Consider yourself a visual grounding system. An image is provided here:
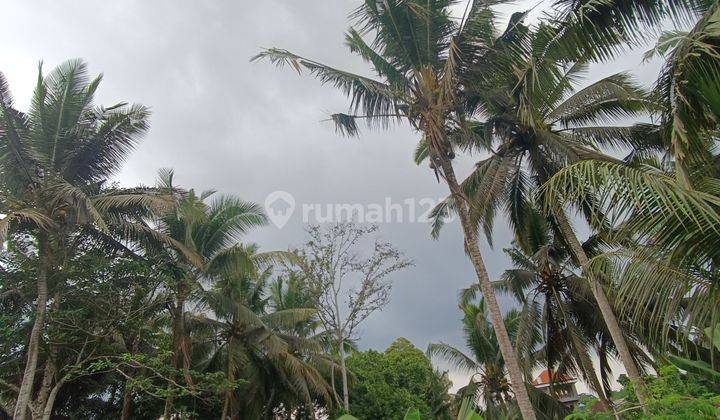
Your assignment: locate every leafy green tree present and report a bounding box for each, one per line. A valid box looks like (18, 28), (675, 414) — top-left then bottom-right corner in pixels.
(0, 234), (181, 420)
(568, 365), (720, 419)
(346, 338), (452, 420)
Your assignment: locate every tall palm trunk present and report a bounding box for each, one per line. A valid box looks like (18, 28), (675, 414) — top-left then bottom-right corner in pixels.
(221, 337), (235, 420)
(14, 235), (50, 420)
(36, 291), (61, 419)
(554, 211), (648, 408)
(436, 157), (537, 420)
(176, 295), (194, 386)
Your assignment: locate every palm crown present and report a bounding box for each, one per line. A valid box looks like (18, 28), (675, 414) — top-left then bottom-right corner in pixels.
(424, 22), (658, 245)
(427, 298), (520, 410)
(0, 59), (168, 246)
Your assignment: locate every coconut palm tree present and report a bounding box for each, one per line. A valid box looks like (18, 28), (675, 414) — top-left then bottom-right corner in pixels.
(490, 239), (652, 410)
(253, 2), (538, 416)
(269, 272), (322, 338)
(427, 297), (567, 419)
(541, 0), (720, 367)
(269, 271), (350, 413)
(150, 172), (282, 416)
(420, 17), (659, 404)
(428, 299), (521, 415)
(0, 60), (187, 419)
(542, 159), (720, 357)
(195, 265), (333, 419)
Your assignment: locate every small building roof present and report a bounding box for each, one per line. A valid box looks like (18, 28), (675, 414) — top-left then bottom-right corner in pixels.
(532, 369), (577, 386)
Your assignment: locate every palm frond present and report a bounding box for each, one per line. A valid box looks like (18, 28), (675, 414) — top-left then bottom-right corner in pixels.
(548, 0), (707, 62)
(119, 220), (204, 269)
(0, 71), (36, 192)
(414, 136), (430, 165)
(35, 59), (99, 171)
(541, 160), (720, 262)
(92, 187), (175, 216)
(588, 249), (714, 351)
(427, 342), (479, 373)
(199, 196), (267, 256)
(560, 123), (664, 153)
(464, 153), (515, 245)
(548, 73), (652, 126)
(652, 2), (720, 171)
(251, 48), (404, 135)
(264, 308), (318, 330)
(61, 103), (150, 183)
(344, 27), (408, 89)
(0, 209), (58, 245)
(46, 179), (108, 231)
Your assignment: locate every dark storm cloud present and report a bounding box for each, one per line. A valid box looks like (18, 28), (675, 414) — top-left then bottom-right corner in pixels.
(0, 0), (661, 390)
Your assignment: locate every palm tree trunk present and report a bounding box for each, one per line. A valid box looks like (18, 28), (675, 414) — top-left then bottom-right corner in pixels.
(553, 210), (648, 408)
(175, 292), (194, 388)
(221, 341), (234, 420)
(14, 235), (50, 420)
(338, 336), (350, 412)
(164, 294), (188, 418)
(36, 292), (60, 418)
(437, 157), (537, 420)
(164, 301), (181, 419)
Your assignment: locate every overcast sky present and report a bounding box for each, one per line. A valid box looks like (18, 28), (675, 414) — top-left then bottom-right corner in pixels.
(0, 0), (664, 392)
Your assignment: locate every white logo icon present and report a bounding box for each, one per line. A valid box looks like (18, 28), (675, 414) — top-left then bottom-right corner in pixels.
(265, 191), (295, 229)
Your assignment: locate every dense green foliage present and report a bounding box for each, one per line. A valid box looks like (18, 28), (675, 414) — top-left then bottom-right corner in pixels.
(345, 338), (452, 420)
(567, 365), (720, 419)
